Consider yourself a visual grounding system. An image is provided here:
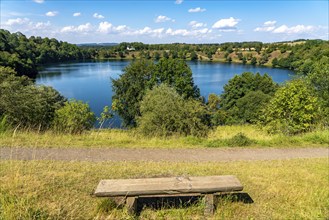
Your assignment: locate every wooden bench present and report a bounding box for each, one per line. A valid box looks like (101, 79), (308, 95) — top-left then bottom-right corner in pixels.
(94, 175), (243, 215)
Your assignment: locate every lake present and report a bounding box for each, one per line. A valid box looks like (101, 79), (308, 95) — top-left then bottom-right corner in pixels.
(37, 60), (294, 127)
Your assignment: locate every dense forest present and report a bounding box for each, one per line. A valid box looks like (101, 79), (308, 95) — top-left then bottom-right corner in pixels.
(0, 29), (92, 77)
(0, 29), (328, 136)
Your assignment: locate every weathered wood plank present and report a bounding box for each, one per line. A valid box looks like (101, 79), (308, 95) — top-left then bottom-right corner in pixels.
(204, 194), (214, 216)
(94, 175), (243, 197)
(126, 196), (137, 215)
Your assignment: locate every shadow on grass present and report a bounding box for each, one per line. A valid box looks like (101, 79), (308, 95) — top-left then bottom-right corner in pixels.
(134, 192), (254, 215)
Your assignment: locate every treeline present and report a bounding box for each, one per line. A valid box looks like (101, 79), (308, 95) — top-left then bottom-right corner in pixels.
(112, 56), (328, 136)
(0, 29), (92, 77)
(83, 39), (329, 72)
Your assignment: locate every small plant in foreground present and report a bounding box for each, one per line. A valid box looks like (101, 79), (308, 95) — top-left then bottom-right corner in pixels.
(226, 132), (254, 146)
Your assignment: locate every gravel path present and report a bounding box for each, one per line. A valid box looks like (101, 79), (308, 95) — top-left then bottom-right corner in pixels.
(1, 147), (328, 162)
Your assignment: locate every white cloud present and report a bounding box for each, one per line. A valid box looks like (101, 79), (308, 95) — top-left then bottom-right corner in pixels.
(93, 13), (104, 19)
(98, 21), (112, 33)
(114, 25), (128, 32)
(189, 21), (206, 29)
(5, 17), (30, 26)
(131, 27), (165, 37)
(61, 23), (92, 33)
(166, 27), (211, 37)
(212, 17), (240, 30)
(254, 20), (277, 32)
(73, 12), (81, 17)
(33, 0), (44, 3)
(264, 20), (277, 26)
(272, 25), (315, 34)
(175, 0), (183, 4)
(254, 26), (275, 32)
(34, 21), (51, 29)
(45, 11), (58, 17)
(188, 7), (206, 13)
(155, 15), (175, 23)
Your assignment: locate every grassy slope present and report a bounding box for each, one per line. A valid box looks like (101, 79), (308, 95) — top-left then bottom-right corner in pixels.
(0, 125), (328, 148)
(0, 158), (328, 219)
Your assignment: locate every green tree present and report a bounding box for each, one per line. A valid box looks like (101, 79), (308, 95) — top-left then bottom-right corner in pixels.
(153, 51), (160, 60)
(154, 58), (200, 99)
(190, 51), (198, 61)
(251, 57), (257, 65)
(307, 57), (329, 126)
(53, 100), (96, 134)
(220, 72), (278, 124)
(112, 59), (156, 127)
(220, 72), (278, 111)
(0, 67), (65, 129)
(242, 56), (247, 64)
(112, 58), (200, 127)
(137, 84), (209, 137)
(272, 58), (279, 67)
(261, 79), (318, 134)
(236, 90), (271, 123)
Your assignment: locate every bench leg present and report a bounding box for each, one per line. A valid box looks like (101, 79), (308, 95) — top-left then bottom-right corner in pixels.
(126, 196), (137, 215)
(204, 194), (215, 216)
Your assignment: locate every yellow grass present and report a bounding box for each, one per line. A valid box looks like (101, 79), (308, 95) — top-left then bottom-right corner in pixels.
(0, 125), (328, 149)
(0, 158), (328, 219)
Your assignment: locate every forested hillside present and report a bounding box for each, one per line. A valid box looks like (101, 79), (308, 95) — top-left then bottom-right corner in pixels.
(82, 39), (329, 74)
(0, 29), (92, 77)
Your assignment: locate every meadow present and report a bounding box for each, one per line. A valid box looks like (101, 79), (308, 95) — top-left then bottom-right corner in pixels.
(0, 158), (328, 219)
(1, 125), (328, 149)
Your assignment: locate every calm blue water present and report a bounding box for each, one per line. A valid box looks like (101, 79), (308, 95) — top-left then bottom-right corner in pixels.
(37, 60), (294, 127)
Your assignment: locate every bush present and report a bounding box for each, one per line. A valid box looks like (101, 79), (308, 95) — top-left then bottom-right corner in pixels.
(261, 79), (319, 135)
(137, 84), (209, 137)
(0, 68), (65, 129)
(52, 100), (96, 134)
(112, 58), (200, 127)
(226, 133), (254, 146)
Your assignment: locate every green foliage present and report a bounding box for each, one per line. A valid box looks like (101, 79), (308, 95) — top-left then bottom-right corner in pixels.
(112, 58), (200, 127)
(236, 91), (271, 124)
(154, 58), (200, 99)
(0, 29), (91, 78)
(0, 115), (10, 133)
(97, 106), (114, 128)
(112, 59), (156, 127)
(0, 67), (65, 130)
(226, 132), (254, 146)
(137, 84), (209, 137)
(52, 100), (96, 134)
(221, 72), (277, 109)
(218, 72), (278, 125)
(251, 57), (257, 65)
(261, 79), (319, 135)
(306, 57), (329, 126)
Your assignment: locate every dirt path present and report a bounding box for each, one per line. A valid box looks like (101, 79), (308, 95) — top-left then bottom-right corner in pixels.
(0, 147), (328, 162)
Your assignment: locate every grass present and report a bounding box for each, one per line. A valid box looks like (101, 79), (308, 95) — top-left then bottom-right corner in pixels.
(0, 125), (328, 149)
(0, 158), (328, 219)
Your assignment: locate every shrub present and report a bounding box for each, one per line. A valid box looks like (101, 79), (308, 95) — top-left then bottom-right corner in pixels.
(261, 79), (319, 135)
(226, 133), (254, 146)
(0, 67), (66, 130)
(137, 84), (209, 137)
(52, 100), (96, 134)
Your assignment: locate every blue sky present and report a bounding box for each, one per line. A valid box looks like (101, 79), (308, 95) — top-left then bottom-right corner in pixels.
(1, 0), (328, 44)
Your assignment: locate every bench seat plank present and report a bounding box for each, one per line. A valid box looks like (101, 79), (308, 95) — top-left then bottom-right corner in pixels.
(94, 175), (243, 197)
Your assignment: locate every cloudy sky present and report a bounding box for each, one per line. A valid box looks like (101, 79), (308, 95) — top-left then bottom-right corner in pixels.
(1, 0), (328, 44)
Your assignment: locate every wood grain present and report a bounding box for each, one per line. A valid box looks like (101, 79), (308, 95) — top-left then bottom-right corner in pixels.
(94, 175), (243, 197)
